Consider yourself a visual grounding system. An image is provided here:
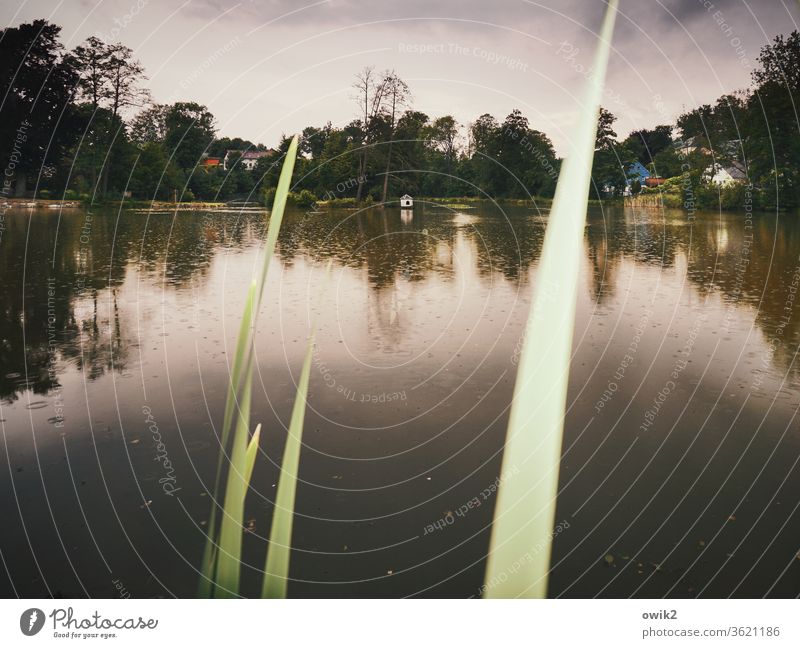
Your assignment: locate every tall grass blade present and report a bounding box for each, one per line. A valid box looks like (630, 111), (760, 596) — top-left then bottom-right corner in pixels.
(261, 332), (315, 598)
(199, 281), (257, 596)
(257, 136), (299, 311)
(484, 0), (619, 598)
(244, 424), (262, 486)
(199, 136), (299, 597)
(261, 261), (331, 599)
(214, 356), (254, 597)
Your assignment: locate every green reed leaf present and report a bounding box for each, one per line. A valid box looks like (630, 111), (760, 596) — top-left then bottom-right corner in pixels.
(484, 0), (619, 599)
(199, 135), (299, 597)
(261, 325), (316, 599)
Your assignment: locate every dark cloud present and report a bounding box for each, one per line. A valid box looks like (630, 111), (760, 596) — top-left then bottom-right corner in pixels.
(2, 0), (795, 153)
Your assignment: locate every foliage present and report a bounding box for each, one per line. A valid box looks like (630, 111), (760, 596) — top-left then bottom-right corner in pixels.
(0, 20), (78, 195)
(6, 18), (800, 210)
(164, 102), (217, 170)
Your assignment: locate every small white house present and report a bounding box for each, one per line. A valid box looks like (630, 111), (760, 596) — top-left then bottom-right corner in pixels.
(400, 194), (413, 208)
(706, 161), (748, 186)
(223, 149), (273, 171)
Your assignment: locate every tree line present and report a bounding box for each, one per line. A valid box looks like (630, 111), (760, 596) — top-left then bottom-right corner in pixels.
(1, 19), (799, 209)
(588, 32), (800, 210)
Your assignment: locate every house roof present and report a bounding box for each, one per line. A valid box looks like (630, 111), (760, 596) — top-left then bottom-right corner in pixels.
(627, 161), (650, 177)
(225, 149), (273, 160)
(726, 161), (748, 180)
(706, 161), (748, 181)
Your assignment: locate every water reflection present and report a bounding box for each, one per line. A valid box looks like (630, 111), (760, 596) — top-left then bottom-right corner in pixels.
(2, 203), (799, 598)
(2, 204), (797, 404)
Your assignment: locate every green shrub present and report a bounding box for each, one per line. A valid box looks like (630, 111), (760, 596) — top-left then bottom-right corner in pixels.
(288, 189), (317, 208)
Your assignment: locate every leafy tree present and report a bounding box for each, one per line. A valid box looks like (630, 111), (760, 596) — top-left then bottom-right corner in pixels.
(595, 107), (618, 150)
(207, 136), (259, 158)
(391, 110), (429, 196)
(592, 108), (633, 198)
(746, 31), (800, 206)
(70, 36), (149, 195)
(623, 125), (673, 165)
(300, 124), (331, 159)
(163, 102), (216, 170)
(129, 104), (168, 144)
(129, 141), (182, 200)
(467, 114), (501, 195)
(0, 20), (79, 196)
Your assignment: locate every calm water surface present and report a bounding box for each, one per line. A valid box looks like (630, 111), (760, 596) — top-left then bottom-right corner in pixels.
(1, 202), (799, 598)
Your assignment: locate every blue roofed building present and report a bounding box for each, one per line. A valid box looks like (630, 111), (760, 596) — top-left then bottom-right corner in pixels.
(627, 161), (650, 185)
(623, 161), (651, 195)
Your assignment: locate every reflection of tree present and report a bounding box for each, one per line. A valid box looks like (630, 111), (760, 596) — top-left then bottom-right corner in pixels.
(455, 208), (542, 281)
(0, 211), (76, 401)
(0, 207), (263, 401)
(59, 288), (131, 381)
(3, 204), (798, 401)
(585, 215), (619, 304)
(284, 209), (441, 287)
(686, 213), (800, 375)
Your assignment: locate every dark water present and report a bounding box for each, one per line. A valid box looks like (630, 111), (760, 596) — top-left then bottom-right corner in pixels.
(1, 202), (798, 598)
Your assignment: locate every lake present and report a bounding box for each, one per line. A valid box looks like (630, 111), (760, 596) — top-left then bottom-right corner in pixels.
(1, 202), (798, 598)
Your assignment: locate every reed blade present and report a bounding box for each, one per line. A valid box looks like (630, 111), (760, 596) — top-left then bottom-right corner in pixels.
(244, 424), (262, 486)
(213, 358), (254, 597)
(261, 314), (321, 598)
(257, 136), (299, 311)
(483, 0), (619, 599)
(199, 136), (299, 597)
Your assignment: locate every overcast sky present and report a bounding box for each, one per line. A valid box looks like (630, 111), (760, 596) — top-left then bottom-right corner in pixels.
(3, 0), (798, 154)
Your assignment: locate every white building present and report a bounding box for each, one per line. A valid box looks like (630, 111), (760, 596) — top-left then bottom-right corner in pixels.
(706, 161), (748, 186)
(223, 149), (273, 171)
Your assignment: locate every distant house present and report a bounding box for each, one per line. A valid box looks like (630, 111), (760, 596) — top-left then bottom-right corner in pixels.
(645, 177), (666, 188)
(620, 161), (650, 194)
(707, 161), (748, 186)
(676, 136), (743, 159)
(201, 156), (221, 169)
(627, 161), (650, 186)
(400, 194), (413, 208)
(676, 135), (711, 156)
(223, 149), (274, 171)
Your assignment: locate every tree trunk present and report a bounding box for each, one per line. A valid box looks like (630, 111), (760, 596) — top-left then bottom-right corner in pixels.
(101, 161), (109, 198)
(356, 150), (367, 202)
(381, 139), (394, 204)
(14, 170), (27, 197)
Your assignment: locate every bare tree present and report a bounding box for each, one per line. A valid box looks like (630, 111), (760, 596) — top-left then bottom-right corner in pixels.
(73, 38), (150, 196)
(71, 36), (112, 110)
(380, 71), (410, 204)
(106, 43), (150, 121)
(351, 67), (390, 202)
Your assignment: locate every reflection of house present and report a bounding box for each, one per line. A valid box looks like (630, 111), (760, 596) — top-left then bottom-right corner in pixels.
(707, 161), (748, 186)
(223, 149), (273, 171)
